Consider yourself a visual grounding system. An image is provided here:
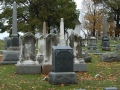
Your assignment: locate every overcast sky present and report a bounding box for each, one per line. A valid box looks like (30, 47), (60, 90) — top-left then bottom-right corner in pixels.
(0, 0), (83, 40)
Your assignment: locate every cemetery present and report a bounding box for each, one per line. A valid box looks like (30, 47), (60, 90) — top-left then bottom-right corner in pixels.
(0, 0), (120, 90)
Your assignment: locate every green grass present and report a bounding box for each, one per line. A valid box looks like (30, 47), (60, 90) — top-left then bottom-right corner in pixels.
(0, 56), (120, 90)
(0, 39), (120, 89)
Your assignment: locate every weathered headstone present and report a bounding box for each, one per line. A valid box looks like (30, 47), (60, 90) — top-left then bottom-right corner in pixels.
(42, 33), (59, 74)
(49, 46), (77, 85)
(36, 22), (47, 64)
(68, 32), (87, 71)
(15, 32), (41, 74)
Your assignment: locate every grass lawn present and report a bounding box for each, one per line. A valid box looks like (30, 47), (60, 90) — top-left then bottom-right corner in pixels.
(0, 39), (120, 89)
(0, 56), (120, 90)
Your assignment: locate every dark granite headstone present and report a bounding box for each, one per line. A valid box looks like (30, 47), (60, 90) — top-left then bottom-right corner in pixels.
(52, 46), (73, 72)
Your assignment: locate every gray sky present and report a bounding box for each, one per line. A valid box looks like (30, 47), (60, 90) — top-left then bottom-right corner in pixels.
(0, 0), (83, 40)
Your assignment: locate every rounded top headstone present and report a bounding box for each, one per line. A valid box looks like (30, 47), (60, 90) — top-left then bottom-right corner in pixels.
(90, 36), (96, 40)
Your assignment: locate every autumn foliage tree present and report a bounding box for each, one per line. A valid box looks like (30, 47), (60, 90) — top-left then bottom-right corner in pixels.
(82, 0), (105, 37)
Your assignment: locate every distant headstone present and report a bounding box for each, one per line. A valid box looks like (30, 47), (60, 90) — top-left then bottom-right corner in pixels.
(88, 37), (97, 50)
(101, 16), (111, 51)
(84, 52), (92, 63)
(104, 87), (118, 90)
(90, 48), (93, 53)
(116, 44), (120, 51)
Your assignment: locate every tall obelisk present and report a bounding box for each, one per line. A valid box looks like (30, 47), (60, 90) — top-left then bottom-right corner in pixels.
(12, 1), (18, 37)
(59, 18), (66, 46)
(9, 1), (19, 50)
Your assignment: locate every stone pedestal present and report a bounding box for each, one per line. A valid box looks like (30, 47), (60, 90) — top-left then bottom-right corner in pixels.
(49, 72), (77, 85)
(104, 87), (118, 90)
(73, 63), (87, 72)
(0, 51), (20, 64)
(15, 64), (41, 74)
(42, 63), (52, 74)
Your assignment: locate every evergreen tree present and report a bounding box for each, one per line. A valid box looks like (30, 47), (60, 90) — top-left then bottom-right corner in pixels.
(0, 0), (79, 35)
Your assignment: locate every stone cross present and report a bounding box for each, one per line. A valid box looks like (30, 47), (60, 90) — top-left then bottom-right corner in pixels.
(12, 1), (18, 37)
(103, 15), (107, 37)
(43, 22), (46, 36)
(60, 18), (64, 39)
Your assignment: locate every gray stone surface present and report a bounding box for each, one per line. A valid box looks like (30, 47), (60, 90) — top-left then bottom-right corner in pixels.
(68, 32), (82, 62)
(15, 64), (41, 74)
(12, 1), (18, 37)
(73, 63), (87, 72)
(11, 37), (19, 47)
(100, 54), (120, 62)
(52, 46), (73, 72)
(101, 16), (110, 50)
(19, 32), (36, 61)
(4, 37), (11, 50)
(84, 56), (92, 63)
(88, 37), (97, 50)
(104, 87), (118, 90)
(49, 72), (77, 85)
(0, 51), (20, 64)
(45, 33), (59, 63)
(116, 44), (120, 51)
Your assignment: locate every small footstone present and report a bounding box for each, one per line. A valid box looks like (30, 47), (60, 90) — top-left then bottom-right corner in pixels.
(104, 87), (118, 90)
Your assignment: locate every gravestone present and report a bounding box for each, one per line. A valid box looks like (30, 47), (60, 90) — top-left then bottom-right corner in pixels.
(0, 2), (20, 64)
(104, 87), (118, 90)
(49, 46), (77, 85)
(52, 46), (73, 72)
(84, 52), (92, 63)
(15, 32), (41, 74)
(101, 16), (111, 51)
(68, 32), (87, 72)
(42, 33), (59, 74)
(8, 1), (19, 50)
(36, 22), (46, 64)
(88, 36), (97, 50)
(116, 44), (120, 51)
